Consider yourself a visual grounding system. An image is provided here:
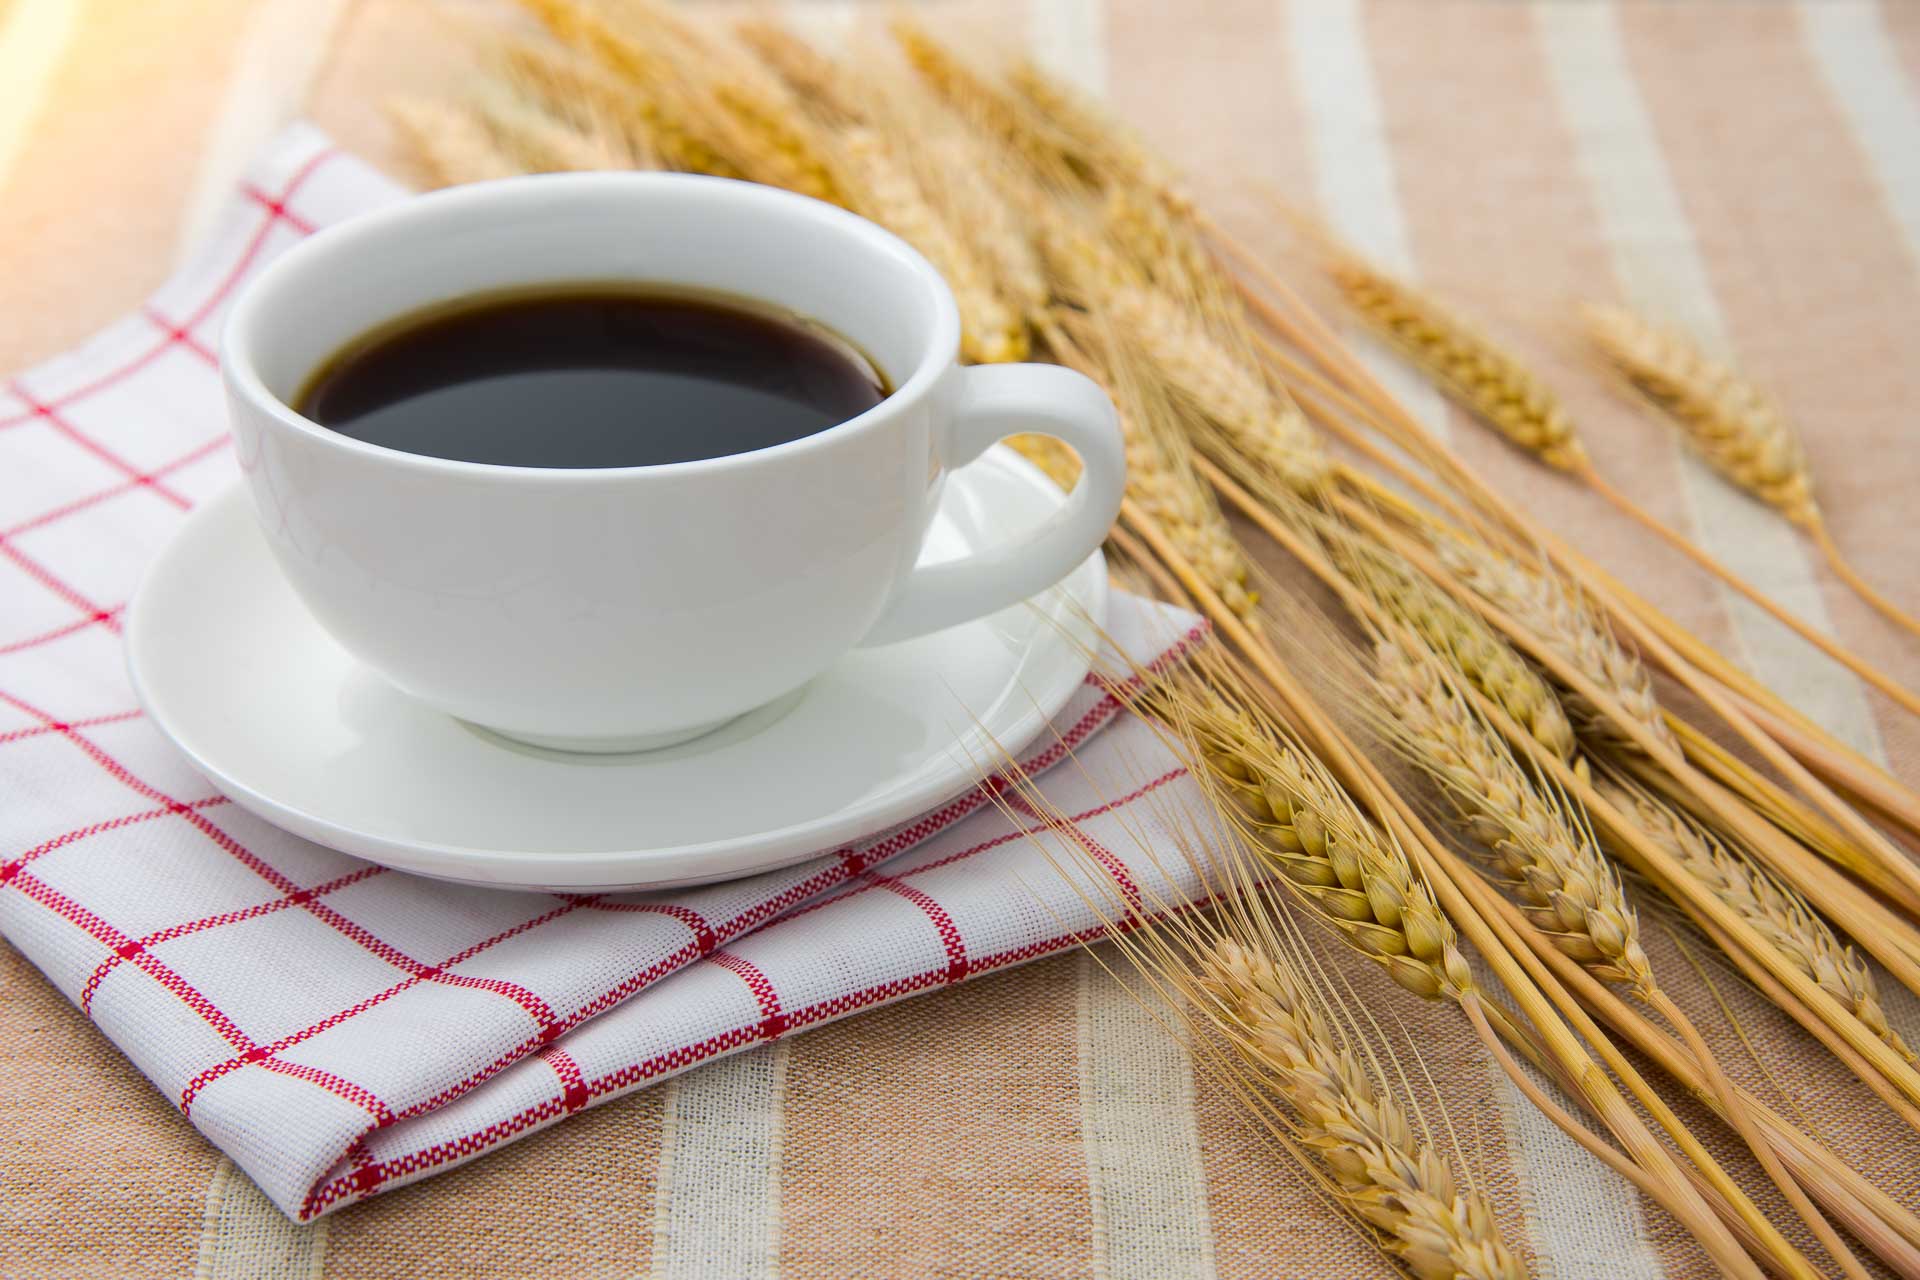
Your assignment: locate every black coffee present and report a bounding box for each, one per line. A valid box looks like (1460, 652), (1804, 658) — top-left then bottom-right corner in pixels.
(296, 286), (888, 468)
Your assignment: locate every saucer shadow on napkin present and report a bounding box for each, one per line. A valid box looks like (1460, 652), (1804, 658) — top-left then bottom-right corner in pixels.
(0, 125), (1214, 1220)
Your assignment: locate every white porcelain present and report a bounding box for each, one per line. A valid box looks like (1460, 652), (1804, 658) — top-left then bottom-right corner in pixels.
(221, 172), (1126, 752)
(125, 454), (1106, 891)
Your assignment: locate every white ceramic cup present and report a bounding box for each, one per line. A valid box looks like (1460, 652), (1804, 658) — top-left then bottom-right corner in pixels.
(222, 173), (1126, 753)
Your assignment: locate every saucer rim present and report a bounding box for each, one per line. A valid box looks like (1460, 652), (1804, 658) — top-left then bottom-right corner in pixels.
(126, 449), (1106, 890)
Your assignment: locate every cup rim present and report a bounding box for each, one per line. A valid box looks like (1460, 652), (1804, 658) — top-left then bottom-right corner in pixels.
(220, 170), (963, 484)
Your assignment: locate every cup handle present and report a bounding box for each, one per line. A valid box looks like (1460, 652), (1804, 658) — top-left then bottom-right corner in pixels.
(859, 363), (1126, 647)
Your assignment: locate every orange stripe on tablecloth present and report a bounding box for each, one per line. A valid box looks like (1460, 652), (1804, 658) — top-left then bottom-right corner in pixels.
(778, 955), (1095, 1279)
(321, 1088), (668, 1279)
(1621, 3), (1920, 773)
(0, 941), (222, 1277)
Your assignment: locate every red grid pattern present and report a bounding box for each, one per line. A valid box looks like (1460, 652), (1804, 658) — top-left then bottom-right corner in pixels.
(0, 134), (1213, 1220)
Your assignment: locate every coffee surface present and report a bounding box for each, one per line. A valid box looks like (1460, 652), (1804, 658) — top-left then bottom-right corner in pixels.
(296, 286), (887, 468)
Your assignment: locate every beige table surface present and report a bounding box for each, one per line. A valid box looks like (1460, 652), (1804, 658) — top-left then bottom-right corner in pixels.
(5, 1), (1920, 1276)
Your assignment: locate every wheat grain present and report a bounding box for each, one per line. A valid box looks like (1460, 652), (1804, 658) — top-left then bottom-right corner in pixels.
(1338, 539), (1578, 762)
(1057, 314), (1260, 618)
(890, 18), (1081, 185)
(1166, 679), (1473, 1000)
(1330, 258), (1584, 471)
(511, 0), (743, 178)
(836, 128), (1027, 364)
(387, 99), (524, 187)
(1600, 776), (1913, 1063)
(734, 19), (866, 125)
(1429, 535), (1678, 758)
(1374, 634), (1651, 989)
(1201, 938), (1524, 1280)
(1585, 306), (1817, 527)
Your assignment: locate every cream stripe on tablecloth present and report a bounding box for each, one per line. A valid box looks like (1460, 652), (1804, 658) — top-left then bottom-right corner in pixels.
(1535, 1), (1888, 766)
(0, 0), (80, 184)
(1801, 2), (1920, 283)
(192, 1158), (326, 1280)
(650, 1043), (790, 1279)
(1028, 9), (1221, 1275)
(171, 0), (349, 266)
(1283, 0), (1450, 446)
(1074, 952), (1215, 1280)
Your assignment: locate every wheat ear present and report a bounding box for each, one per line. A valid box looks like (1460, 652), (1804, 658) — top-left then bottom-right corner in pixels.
(834, 127), (1027, 364)
(1585, 306), (1920, 642)
(1336, 538), (1577, 763)
(733, 19), (867, 125)
(1049, 314), (1259, 619)
(1200, 938), (1524, 1280)
(1327, 257), (1584, 471)
(1428, 535), (1679, 758)
(1023, 199), (1327, 494)
(386, 99), (523, 187)
(889, 18), (1083, 185)
(1373, 634), (1649, 988)
(1599, 774), (1913, 1063)
(510, 0), (747, 179)
(1584, 306), (1815, 526)
(1165, 677), (1473, 1000)
(1377, 633), (1872, 1276)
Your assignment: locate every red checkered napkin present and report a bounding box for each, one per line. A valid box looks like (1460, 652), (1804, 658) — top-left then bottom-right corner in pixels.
(0, 127), (1214, 1220)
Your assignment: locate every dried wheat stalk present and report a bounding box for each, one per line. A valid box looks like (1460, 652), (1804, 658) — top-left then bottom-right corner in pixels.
(1373, 634), (1648, 987)
(1201, 938), (1524, 1280)
(1052, 315), (1260, 619)
(386, 99), (523, 186)
(1599, 774), (1913, 1063)
(1427, 535), (1679, 758)
(1585, 306), (1816, 527)
(1327, 257), (1584, 471)
(1337, 539), (1577, 763)
(834, 127), (1027, 364)
(1167, 677), (1473, 1000)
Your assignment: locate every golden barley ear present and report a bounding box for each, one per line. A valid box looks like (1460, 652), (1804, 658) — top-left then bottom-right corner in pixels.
(386, 98), (524, 187)
(1327, 255), (1584, 471)
(1371, 631), (1651, 991)
(1198, 937), (1525, 1280)
(1598, 772), (1913, 1064)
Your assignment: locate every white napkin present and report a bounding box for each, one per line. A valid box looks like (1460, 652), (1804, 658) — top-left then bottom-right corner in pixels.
(0, 125), (1211, 1219)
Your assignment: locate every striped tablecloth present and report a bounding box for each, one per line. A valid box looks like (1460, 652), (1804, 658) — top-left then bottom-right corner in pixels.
(5, 2), (1920, 1276)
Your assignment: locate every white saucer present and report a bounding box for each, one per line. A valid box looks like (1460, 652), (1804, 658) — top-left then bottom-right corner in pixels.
(126, 448), (1105, 891)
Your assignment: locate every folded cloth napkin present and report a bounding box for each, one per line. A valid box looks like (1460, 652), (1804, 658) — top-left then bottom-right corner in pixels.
(0, 126), (1210, 1220)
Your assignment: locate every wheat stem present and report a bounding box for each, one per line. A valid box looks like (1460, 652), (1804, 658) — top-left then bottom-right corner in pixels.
(1374, 634), (1860, 1277)
(1200, 939), (1524, 1279)
(1600, 773), (1913, 1063)
(1119, 501), (1768, 1279)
